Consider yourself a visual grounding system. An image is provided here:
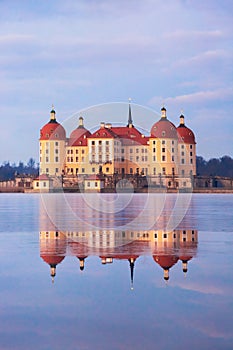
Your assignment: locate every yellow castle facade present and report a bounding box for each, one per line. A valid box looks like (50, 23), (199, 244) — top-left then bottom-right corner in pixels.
(39, 103), (196, 190)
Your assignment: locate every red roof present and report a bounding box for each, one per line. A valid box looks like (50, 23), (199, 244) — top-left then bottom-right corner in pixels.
(40, 121), (66, 141)
(35, 174), (50, 181)
(177, 125), (196, 144)
(85, 174), (103, 181)
(91, 127), (117, 139)
(69, 130), (91, 146)
(111, 126), (149, 145)
(151, 119), (178, 139)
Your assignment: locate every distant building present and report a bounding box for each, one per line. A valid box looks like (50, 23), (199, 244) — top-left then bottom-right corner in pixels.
(39, 103), (196, 190)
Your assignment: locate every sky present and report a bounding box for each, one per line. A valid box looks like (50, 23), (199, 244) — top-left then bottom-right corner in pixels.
(0, 0), (233, 163)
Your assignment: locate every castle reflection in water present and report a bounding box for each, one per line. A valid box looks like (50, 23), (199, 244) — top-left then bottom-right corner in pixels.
(40, 227), (198, 286)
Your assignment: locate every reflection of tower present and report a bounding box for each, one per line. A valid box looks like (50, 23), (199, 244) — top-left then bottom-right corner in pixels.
(153, 230), (180, 281)
(153, 255), (179, 281)
(178, 229), (198, 275)
(69, 241), (89, 271)
(40, 231), (67, 282)
(153, 229), (198, 281)
(99, 240), (149, 290)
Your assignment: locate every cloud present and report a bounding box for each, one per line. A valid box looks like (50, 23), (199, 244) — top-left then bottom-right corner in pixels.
(149, 87), (233, 107)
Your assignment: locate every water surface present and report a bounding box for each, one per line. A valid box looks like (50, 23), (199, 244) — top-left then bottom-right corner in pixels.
(0, 193), (232, 350)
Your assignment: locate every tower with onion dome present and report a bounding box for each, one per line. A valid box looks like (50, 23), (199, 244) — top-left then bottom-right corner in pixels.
(149, 107), (179, 186)
(176, 113), (196, 178)
(39, 108), (66, 176)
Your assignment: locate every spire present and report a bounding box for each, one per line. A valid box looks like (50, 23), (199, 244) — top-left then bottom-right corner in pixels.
(179, 111), (185, 127)
(127, 98), (133, 128)
(161, 106), (167, 119)
(128, 258), (135, 290)
(78, 116), (84, 128)
(78, 257), (86, 271)
(50, 105), (56, 122)
(50, 264), (56, 282)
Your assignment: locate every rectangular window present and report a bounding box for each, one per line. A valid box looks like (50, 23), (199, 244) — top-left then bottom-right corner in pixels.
(162, 140), (165, 145)
(153, 148), (156, 152)
(76, 149), (78, 154)
(162, 167), (166, 175)
(136, 148), (139, 153)
(141, 149), (144, 153)
(172, 156), (174, 161)
(95, 182), (98, 187)
(154, 233), (157, 238)
(106, 167), (109, 172)
(92, 168), (95, 172)
(46, 157), (49, 162)
(55, 168), (59, 173)
(82, 150), (85, 154)
(181, 159), (185, 164)
(153, 156), (156, 162)
(190, 158), (193, 164)
(82, 168), (85, 173)
(76, 157), (79, 162)
(46, 168), (49, 173)
(130, 148), (133, 153)
(55, 157), (59, 162)
(92, 141), (95, 145)
(190, 145), (193, 149)
(162, 155), (166, 161)
(190, 152), (193, 156)
(106, 141), (109, 145)
(153, 140), (156, 145)
(130, 168), (133, 174)
(163, 233), (167, 238)
(87, 182), (90, 187)
(55, 149), (59, 154)
(43, 182), (46, 187)
(172, 148), (174, 153)
(153, 168), (156, 175)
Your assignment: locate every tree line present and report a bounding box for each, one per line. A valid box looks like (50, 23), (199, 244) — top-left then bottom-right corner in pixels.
(0, 158), (39, 181)
(196, 155), (233, 177)
(0, 155), (232, 181)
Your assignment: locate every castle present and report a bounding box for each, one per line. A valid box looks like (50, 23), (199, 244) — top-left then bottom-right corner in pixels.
(38, 102), (196, 191)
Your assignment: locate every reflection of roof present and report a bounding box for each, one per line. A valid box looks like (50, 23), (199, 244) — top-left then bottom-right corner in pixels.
(153, 255), (179, 269)
(41, 255), (65, 266)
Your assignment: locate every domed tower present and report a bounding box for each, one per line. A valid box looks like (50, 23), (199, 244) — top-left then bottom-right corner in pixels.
(66, 117), (91, 176)
(177, 114), (196, 178)
(39, 108), (66, 176)
(149, 107), (178, 182)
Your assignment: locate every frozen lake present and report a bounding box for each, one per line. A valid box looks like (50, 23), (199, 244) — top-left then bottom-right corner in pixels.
(0, 193), (232, 350)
